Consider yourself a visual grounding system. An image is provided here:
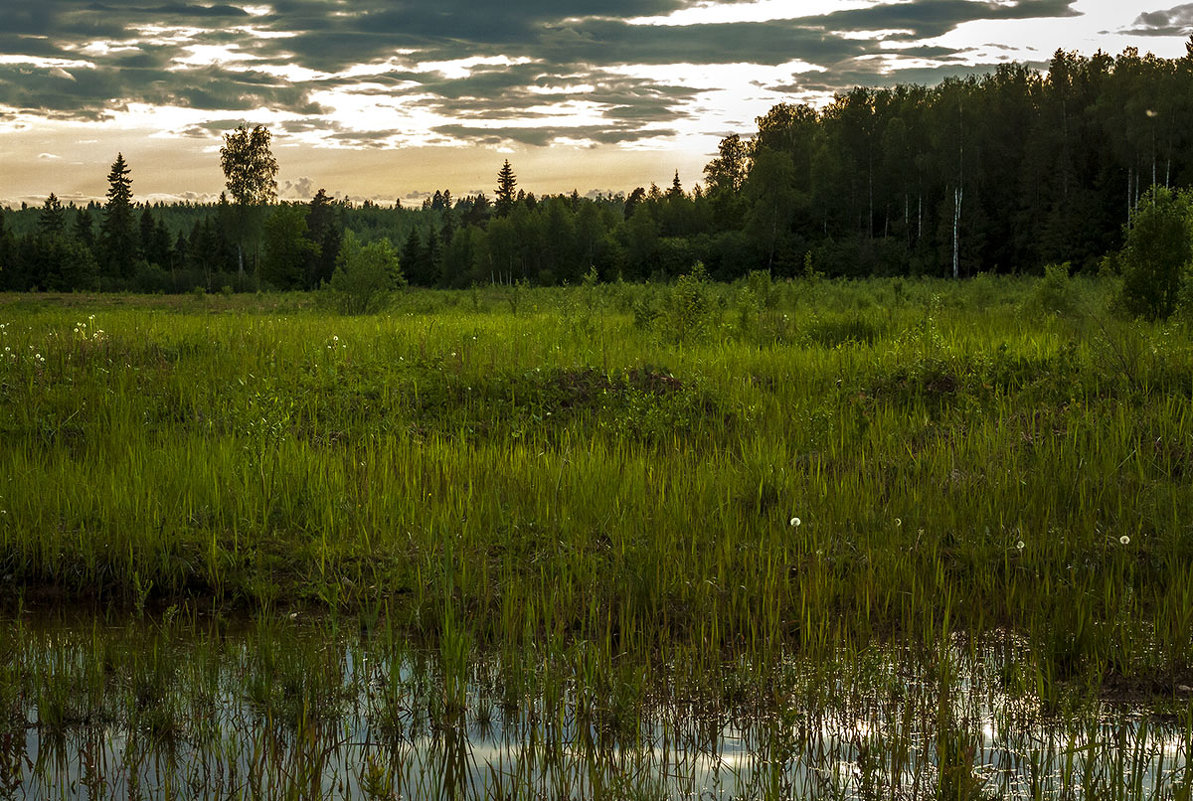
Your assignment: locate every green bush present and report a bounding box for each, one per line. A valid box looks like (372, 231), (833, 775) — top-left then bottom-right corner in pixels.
(1116, 186), (1193, 320)
(661, 261), (716, 343)
(324, 231), (404, 314)
(1025, 262), (1080, 318)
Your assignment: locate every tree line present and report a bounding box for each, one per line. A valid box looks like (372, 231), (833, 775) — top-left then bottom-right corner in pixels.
(2, 43), (1191, 294)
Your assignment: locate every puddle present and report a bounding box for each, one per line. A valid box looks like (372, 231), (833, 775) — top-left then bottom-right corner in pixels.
(0, 613), (1188, 799)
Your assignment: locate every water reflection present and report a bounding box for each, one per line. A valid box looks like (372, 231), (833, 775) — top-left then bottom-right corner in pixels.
(0, 615), (1188, 799)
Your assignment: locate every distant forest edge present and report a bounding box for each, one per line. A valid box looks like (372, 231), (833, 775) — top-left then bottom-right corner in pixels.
(2, 45), (1192, 294)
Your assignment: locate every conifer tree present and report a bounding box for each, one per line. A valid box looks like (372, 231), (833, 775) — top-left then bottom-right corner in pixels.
(100, 153), (136, 281)
(495, 160), (517, 217)
(38, 194), (65, 237)
(668, 171), (685, 199)
(73, 207), (95, 250)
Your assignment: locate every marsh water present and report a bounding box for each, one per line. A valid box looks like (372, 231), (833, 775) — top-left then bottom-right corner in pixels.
(1, 611), (1188, 800)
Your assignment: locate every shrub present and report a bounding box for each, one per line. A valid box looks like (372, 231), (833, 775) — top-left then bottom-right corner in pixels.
(1025, 262), (1080, 318)
(662, 261), (715, 342)
(325, 231), (404, 314)
(132, 259), (171, 293)
(1116, 186), (1193, 320)
(632, 285), (661, 330)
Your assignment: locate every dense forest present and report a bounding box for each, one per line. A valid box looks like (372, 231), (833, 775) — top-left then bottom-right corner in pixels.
(1, 44), (1190, 293)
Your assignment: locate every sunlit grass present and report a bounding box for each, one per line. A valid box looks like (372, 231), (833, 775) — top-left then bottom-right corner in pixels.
(0, 275), (1190, 695)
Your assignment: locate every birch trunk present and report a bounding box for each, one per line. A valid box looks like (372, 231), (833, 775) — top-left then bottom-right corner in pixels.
(952, 186), (962, 280)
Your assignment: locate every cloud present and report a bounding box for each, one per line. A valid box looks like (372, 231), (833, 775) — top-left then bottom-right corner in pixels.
(152, 3), (251, 17)
(434, 122), (676, 147)
(1128, 4), (1193, 36)
(0, 0), (1132, 154)
(279, 175), (316, 198)
(812, 0), (1080, 42)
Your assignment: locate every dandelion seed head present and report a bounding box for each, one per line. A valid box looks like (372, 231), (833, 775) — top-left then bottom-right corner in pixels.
(1016, 540), (1025, 551)
(790, 516), (801, 527)
(895, 518), (902, 527)
(1120, 535), (1130, 546)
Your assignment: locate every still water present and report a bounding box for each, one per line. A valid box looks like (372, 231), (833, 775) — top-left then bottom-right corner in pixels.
(1, 612), (1188, 799)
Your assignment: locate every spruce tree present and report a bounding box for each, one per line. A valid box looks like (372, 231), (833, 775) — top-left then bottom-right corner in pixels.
(667, 171), (685, 199)
(100, 153), (136, 281)
(401, 228), (424, 285)
(73, 207), (95, 249)
(38, 194), (65, 237)
(0, 208), (14, 290)
(495, 160), (517, 217)
(139, 207), (157, 263)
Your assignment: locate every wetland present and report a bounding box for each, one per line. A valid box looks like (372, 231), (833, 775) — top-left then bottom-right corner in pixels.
(1, 274), (1192, 798)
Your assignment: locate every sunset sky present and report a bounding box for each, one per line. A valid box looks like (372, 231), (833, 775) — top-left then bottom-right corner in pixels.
(2, 0), (1191, 207)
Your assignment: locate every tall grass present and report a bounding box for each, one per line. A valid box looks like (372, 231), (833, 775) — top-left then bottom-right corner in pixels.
(0, 275), (1191, 694)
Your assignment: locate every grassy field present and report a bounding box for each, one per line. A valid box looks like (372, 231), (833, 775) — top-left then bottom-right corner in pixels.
(2, 274), (1191, 687)
(2, 273), (1193, 796)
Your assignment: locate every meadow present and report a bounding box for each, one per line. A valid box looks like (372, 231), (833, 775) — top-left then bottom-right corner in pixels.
(1, 272), (1192, 798)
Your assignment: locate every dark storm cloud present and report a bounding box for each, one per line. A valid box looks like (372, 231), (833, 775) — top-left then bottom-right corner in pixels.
(535, 18), (869, 67)
(1128, 5), (1193, 36)
(150, 3), (249, 17)
(144, 66), (329, 113)
(343, 67), (706, 125)
(177, 117), (269, 135)
(434, 123), (675, 147)
(0, 63), (126, 115)
(0, 35), (68, 61)
(0, 0), (1086, 146)
(812, 0), (1079, 41)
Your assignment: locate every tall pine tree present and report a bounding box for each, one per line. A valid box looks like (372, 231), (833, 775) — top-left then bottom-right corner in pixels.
(100, 153), (136, 283)
(495, 160), (517, 218)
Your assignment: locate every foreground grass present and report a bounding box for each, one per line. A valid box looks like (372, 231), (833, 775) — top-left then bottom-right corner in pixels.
(1, 275), (1191, 694)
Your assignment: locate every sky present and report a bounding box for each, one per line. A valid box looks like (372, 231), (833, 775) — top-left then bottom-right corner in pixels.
(1, 0), (1191, 207)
